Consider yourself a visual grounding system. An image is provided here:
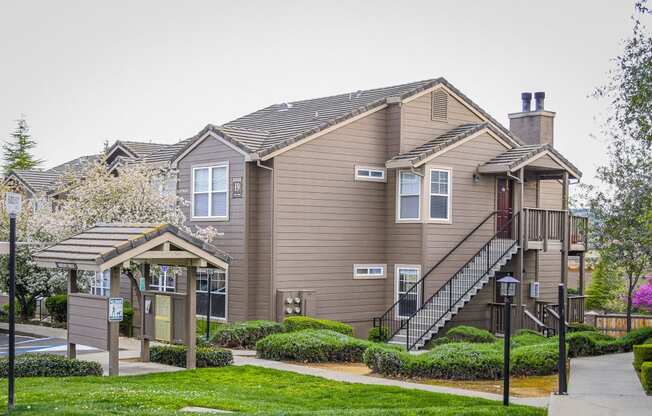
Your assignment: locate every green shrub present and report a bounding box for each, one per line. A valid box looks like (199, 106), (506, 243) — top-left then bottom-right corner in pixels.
(511, 342), (559, 376)
(256, 329), (370, 362)
(633, 344), (652, 371)
(150, 344), (233, 368)
(119, 301), (134, 337)
(561, 331), (617, 357)
(363, 345), (409, 375)
(367, 326), (389, 342)
(568, 323), (597, 333)
(618, 327), (652, 351)
(641, 362), (652, 393)
(0, 353), (102, 377)
(212, 320), (285, 349)
(45, 295), (67, 323)
(441, 326), (496, 344)
(284, 316), (353, 336)
(511, 331), (549, 348)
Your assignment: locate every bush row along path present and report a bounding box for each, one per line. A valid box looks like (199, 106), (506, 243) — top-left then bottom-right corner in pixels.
(548, 352), (651, 416)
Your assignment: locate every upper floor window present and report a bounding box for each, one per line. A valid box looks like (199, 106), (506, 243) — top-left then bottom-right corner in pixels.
(90, 270), (110, 297)
(398, 171), (421, 220)
(429, 168), (451, 221)
(355, 166), (386, 182)
(150, 265), (177, 292)
(353, 264), (386, 279)
(192, 164), (228, 219)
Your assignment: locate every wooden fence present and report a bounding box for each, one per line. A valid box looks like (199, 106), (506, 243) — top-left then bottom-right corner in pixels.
(586, 313), (652, 337)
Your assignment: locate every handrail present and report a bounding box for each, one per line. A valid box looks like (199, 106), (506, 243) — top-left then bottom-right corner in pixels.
(374, 210), (499, 341)
(524, 309), (551, 335)
(405, 211), (520, 350)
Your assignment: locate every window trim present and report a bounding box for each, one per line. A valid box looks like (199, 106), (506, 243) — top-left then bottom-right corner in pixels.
(353, 264), (386, 279)
(396, 170), (422, 222)
(428, 167), (452, 223)
(394, 264), (421, 319)
(196, 268), (228, 321)
(90, 270), (110, 297)
(191, 162), (229, 221)
(149, 267), (177, 292)
(354, 166), (386, 182)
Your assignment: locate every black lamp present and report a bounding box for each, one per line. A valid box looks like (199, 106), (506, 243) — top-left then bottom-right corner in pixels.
(497, 275), (519, 406)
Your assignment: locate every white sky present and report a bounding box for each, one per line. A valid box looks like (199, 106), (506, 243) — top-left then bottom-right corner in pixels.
(0, 1), (640, 186)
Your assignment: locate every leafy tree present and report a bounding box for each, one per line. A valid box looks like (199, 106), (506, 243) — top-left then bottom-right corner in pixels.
(587, 2), (652, 331)
(2, 117), (43, 176)
(586, 258), (626, 311)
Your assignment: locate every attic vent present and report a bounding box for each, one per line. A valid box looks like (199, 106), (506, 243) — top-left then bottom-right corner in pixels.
(431, 90), (448, 121)
(278, 102), (293, 112)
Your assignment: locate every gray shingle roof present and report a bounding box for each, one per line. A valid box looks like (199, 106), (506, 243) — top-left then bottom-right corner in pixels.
(10, 170), (62, 193)
(49, 154), (99, 173)
(34, 223), (232, 269)
(386, 123), (489, 167)
(479, 144), (582, 178)
(120, 141), (169, 158)
(173, 77), (523, 161)
(141, 137), (195, 164)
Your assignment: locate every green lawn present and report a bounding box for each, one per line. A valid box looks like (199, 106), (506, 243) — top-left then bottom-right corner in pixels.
(0, 365), (544, 415)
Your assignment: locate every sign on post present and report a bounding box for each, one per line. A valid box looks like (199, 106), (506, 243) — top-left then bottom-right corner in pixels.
(5, 192), (21, 217)
(108, 297), (124, 322)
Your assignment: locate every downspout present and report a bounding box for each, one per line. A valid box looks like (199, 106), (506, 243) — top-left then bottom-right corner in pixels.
(255, 157), (276, 321)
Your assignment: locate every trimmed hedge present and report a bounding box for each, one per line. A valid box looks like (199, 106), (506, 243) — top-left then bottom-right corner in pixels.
(284, 316), (353, 336)
(256, 329), (370, 362)
(511, 342), (559, 376)
(633, 344), (652, 371)
(0, 353), (102, 377)
(511, 331), (549, 348)
(150, 344), (233, 368)
(45, 295), (67, 323)
(641, 361), (652, 393)
(367, 326), (389, 342)
(212, 320), (285, 349)
(619, 327), (652, 350)
(119, 301), (134, 337)
(365, 342), (504, 380)
(568, 323), (597, 333)
(559, 327), (652, 358)
(430, 326), (496, 346)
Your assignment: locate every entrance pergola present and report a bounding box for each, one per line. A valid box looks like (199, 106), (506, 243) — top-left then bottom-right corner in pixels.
(33, 223), (231, 375)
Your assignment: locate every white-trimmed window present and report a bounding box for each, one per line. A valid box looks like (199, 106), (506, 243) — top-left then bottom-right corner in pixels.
(192, 164), (228, 219)
(90, 270), (110, 297)
(197, 268), (227, 319)
(355, 166), (386, 182)
(353, 264), (386, 279)
(429, 168), (451, 221)
(150, 265), (177, 292)
(397, 171), (421, 220)
(395, 265), (420, 318)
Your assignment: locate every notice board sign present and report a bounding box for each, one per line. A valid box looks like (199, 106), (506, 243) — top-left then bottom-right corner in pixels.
(108, 297), (124, 322)
(231, 177), (242, 198)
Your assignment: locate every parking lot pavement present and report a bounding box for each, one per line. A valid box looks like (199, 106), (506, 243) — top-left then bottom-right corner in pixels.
(0, 333), (98, 356)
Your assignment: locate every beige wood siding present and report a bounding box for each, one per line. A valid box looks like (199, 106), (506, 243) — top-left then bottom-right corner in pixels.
(247, 162), (273, 319)
(524, 180), (538, 208)
(537, 246), (563, 302)
(68, 293), (108, 350)
(273, 110), (389, 325)
(177, 136), (248, 322)
(420, 133), (509, 295)
(401, 91), (483, 153)
(538, 180), (563, 210)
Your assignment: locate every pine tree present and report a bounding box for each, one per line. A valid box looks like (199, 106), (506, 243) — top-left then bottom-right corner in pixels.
(2, 116), (43, 175)
(585, 258), (626, 311)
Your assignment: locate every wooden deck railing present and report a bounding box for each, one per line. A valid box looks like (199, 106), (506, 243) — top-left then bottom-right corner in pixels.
(489, 302), (523, 335)
(523, 208), (588, 251)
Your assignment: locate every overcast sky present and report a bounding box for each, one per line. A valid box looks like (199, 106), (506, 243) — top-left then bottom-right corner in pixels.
(0, 1), (641, 186)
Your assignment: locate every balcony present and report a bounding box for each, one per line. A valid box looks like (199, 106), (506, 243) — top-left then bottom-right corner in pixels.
(523, 208), (588, 252)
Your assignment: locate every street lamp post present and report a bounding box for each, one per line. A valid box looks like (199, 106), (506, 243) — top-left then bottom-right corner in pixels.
(5, 192), (22, 411)
(497, 275), (519, 407)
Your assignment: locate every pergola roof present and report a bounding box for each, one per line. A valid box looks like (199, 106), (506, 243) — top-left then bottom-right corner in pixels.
(34, 223), (231, 272)
(477, 144), (582, 179)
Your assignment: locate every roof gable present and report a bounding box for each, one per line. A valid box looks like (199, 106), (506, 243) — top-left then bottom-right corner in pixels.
(478, 144), (582, 179)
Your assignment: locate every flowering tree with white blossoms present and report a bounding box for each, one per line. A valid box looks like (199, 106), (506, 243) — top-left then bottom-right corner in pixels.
(0, 160), (221, 320)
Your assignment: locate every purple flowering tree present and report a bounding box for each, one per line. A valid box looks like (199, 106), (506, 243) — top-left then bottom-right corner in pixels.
(633, 276), (652, 312)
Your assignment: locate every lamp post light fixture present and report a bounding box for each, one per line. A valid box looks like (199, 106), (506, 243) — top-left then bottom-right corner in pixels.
(497, 275), (519, 407)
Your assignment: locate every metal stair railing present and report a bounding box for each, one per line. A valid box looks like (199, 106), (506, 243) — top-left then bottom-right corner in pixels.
(373, 211), (499, 343)
(404, 211), (520, 350)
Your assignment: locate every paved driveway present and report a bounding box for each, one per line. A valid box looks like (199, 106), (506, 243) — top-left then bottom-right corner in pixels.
(0, 333), (98, 356)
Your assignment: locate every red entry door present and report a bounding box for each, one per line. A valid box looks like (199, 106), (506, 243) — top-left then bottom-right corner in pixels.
(496, 178), (513, 238)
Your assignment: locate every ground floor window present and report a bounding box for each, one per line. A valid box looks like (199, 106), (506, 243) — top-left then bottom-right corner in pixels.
(196, 268), (226, 319)
(149, 265), (177, 292)
(395, 265), (420, 318)
(90, 270), (110, 297)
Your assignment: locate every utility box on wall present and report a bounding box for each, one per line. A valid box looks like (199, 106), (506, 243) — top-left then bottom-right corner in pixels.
(276, 289), (317, 322)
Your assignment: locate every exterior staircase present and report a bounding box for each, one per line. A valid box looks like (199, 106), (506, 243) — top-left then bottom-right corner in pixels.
(374, 211), (520, 351)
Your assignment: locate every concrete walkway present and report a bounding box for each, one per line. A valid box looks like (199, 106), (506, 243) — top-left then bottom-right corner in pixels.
(231, 351), (548, 408)
(549, 353), (652, 416)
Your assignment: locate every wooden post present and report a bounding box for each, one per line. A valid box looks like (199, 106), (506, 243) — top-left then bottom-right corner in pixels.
(141, 263), (150, 362)
(186, 266), (197, 369)
(66, 269), (78, 359)
(561, 172), (569, 288)
(516, 168), (525, 329)
(578, 252), (585, 296)
(109, 266), (121, 376)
